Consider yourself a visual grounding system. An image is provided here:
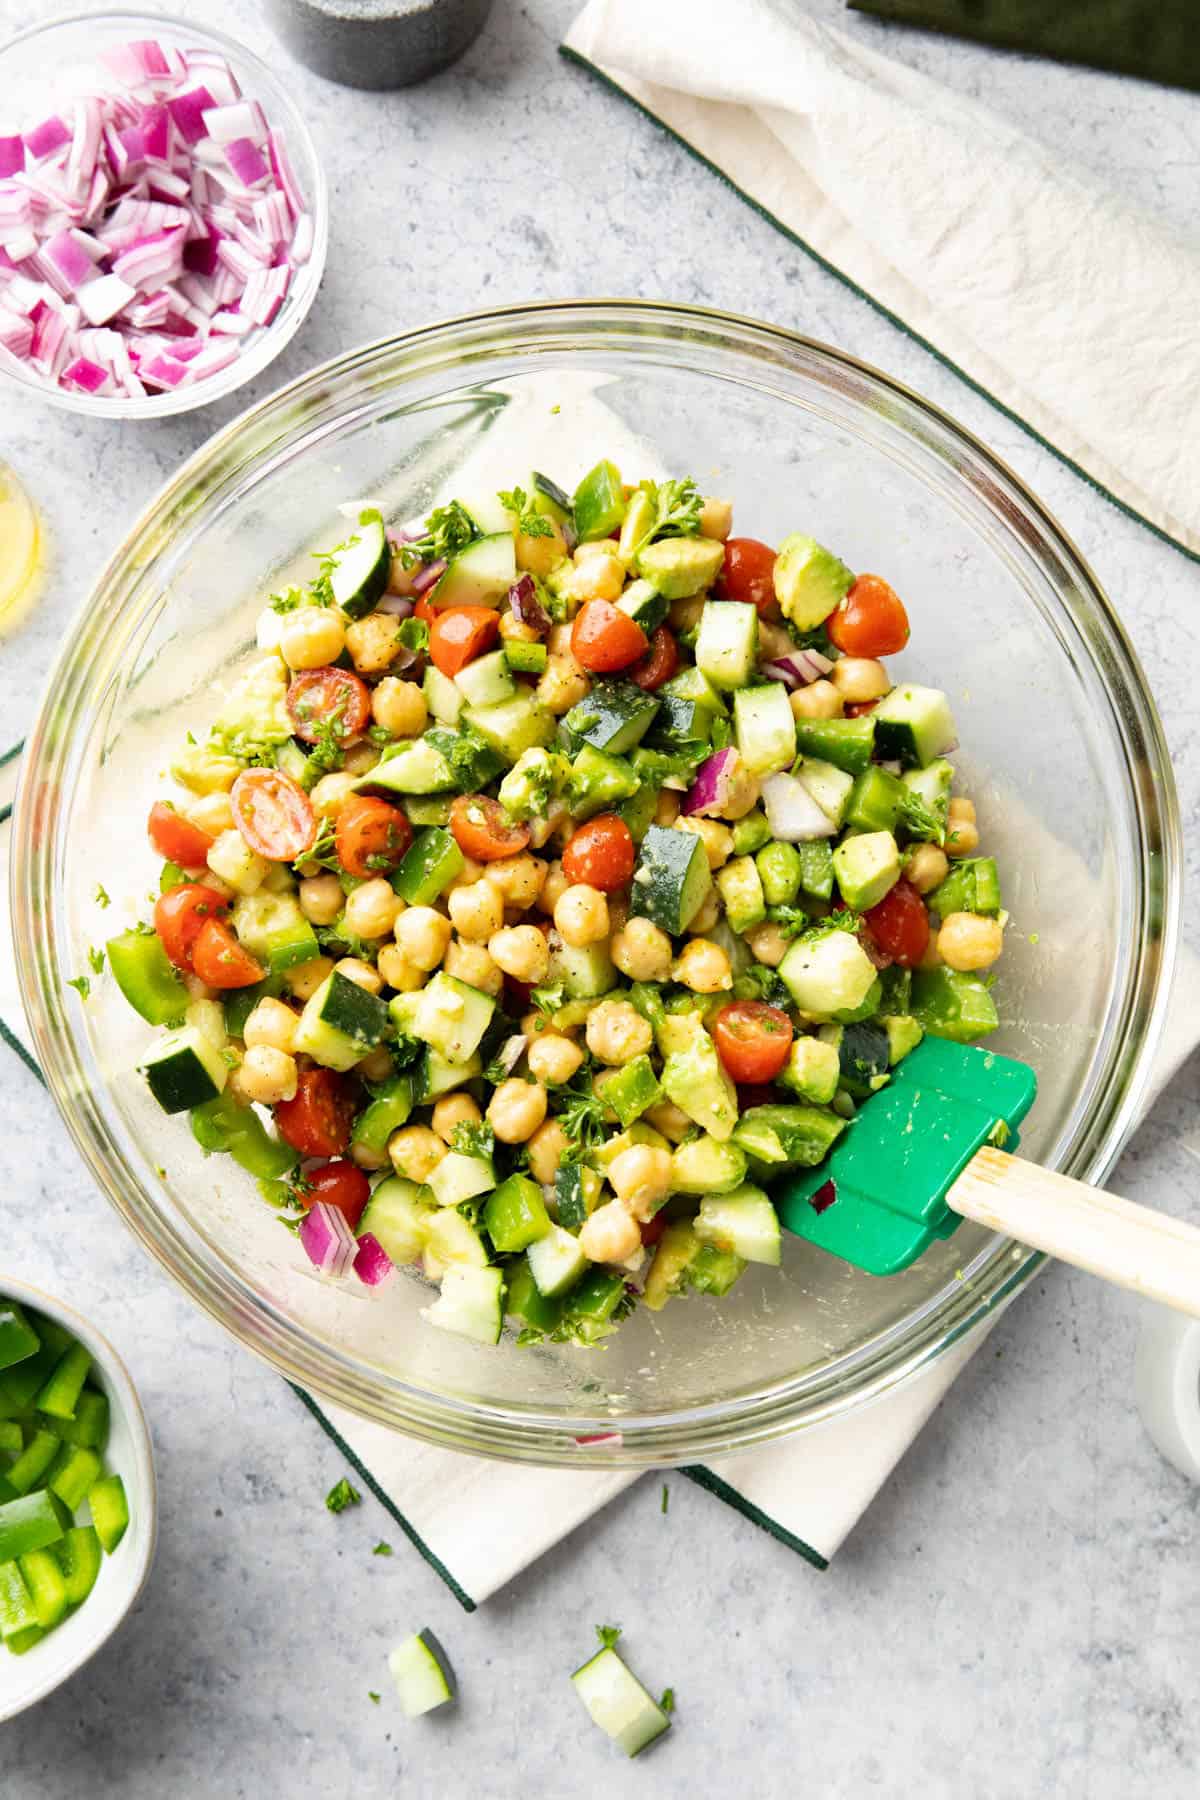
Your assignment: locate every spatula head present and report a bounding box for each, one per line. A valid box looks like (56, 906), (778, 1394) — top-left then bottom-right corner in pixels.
(775, 1036), (1037, 1275)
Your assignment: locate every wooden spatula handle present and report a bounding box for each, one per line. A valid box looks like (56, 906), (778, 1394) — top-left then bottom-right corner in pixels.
(949, 1147), (1200, 1319)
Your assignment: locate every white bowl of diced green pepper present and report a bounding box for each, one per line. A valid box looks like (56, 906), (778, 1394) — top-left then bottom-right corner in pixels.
(0, 1282), (156, 1721)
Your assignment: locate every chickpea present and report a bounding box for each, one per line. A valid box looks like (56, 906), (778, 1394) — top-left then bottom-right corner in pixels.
(548, 623), (575, 657)
(356, 1045), (395, 1083)
(668, 594), (705, 634)
(232, 1045), (297, 1106)
(906, 844), (950, 895)
(351, 1140), (389, 1173)
(388, 1125), (447, 1182)
(394, 905), (453, 972)
(371, 675), (427, 739)
(608, 1145), (674, 1221)
(484, 852), (546, 909)
(537, 654), (589, 715)
(554, 883), (610, 949)
(699, 497), (733, 540)
(444, 937), (503, 996)
(487, 1078), (549, 1145)
(335, 956), (384, 996)
(938, 912), (1004, 972)
(345, 611), (405, 676)
(688, 888), (721, 934)
(526, 1119), (569, 1186)
(946, 797), (980, 858)
(566, 551), (624, 604)
(279, 606), (346, 671)
(243, 996), (299, 1053)
(579, 1199), (642, 1265)
(310, 771), (358, 820)
(644, 1099), (694, 1143)
(345, 878), (403, 942)
(488, 924), (551, 984)
(515, 519), (567, 578)
(677, 815), (734, 871)
(586, 999), (653, 1066)
(790, 680), (843, 721)
(432, 1092), (483, 1144)
(832, 657), (890, 703)
(674, 937), (732, 994)
(498, 612), (538, 644)
(299, 872), (344, 925)
(536, 859), (570, 916)
(447, 879), (505, 943)
(747, 920), (789, 967)
(574, 538), (620, 561)
(526, 1033), (585, 1087)
(377, 944), (425, 991)
(654, 789), (681, 827)
(611, 915), (673, 982)
(187, 791), (234, 838)
(286, 955), (335, 1001)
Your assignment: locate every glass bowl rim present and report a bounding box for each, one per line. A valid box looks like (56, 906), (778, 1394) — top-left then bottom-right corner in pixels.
(12, 298), (1182, 1466)
(0, 7), (329, 420)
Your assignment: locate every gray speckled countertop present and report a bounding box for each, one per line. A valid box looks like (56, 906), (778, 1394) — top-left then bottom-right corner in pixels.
(3, 2), (1200, 1793)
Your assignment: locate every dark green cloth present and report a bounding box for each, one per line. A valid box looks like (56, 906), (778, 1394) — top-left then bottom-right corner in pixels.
(848, 0), (1200, 93)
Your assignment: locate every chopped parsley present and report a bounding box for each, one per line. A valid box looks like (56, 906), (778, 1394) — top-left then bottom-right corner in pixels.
(398, 499), (478, 569)
(325, 1477), (362, 1513)
(94, 883), (110, 908)
(372, 1541), (393, 1557)
(595, 1624), (622, 1651)
(660, 1687), (676, 1715)
(641, 475), (703, 541)
(268, 584), (307, 614)
(450, 1120), (496, 1161)
(661, 1483), (669, 1515)
(529, 981), (566, 1020)
(368, 1690), (381, 1704)
(554, 1082), (608, 1149)
(66, 975), (90, 1000)
(397, 616), (429, 655)
(87, 944), (105, 976)
(497, 485), (553, 540)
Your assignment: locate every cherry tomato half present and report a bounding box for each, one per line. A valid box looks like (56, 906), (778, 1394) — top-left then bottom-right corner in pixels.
(231, 768), (317, 863)
(190, 917), (265, 989)
(640, 1212), (668, 1249)
(628, 625), (679, 693)
(147, 801), (214, 869)
(154, 881), (228, 972)
(827, 574), (910, 659)
(844, 700), (879, 718)
(562, 815), (636, 892)
(335, 793), (413, 879)
(286, 666), (371, 746)
(274, 1069), (359, 1158)
(863, 878), (930, 968)
(429, 605), (500, 679)
(712, 1001), (795, 1085)
(301, 1158), (371, 1230)
(450, 794), (531, 863)
(718, 537), (778, 613)
(570, 599), (647, 673)
(414, 597), (438, 629)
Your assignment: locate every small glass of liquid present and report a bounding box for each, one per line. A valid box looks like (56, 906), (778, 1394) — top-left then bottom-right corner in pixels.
(0, 462), (41, 625)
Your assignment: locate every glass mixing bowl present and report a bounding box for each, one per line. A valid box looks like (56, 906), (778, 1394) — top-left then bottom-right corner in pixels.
(12, 302), (1180, 1466)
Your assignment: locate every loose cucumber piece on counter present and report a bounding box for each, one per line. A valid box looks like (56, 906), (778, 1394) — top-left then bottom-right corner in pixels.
(388, 1629), (454, 1717)
(327, 509), (391, 619)
(571, 1644), (671, 1758)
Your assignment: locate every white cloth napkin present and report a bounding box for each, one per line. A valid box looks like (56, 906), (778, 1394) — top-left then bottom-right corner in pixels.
(562, 0), (1200, 561)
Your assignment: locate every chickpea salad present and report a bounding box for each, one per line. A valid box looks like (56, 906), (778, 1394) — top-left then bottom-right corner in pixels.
(103, 464), (1006, 1349)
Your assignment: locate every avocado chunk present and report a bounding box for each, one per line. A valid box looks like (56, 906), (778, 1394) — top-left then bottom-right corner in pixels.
(777, 1035), (840, 1105)
(832, 830), (901, 910)
(883, 1014), (924, 1065)
(670, 1134), (748, 1194)
(497, 747), (565, 822)
(565, 744), (639, 821)
(772, 533), (854, 630)
(635, 535), (725, 600)
(659, 1010), (738, 1143)
(779, 926), (878, 1019)
(208, 655), (293, 761)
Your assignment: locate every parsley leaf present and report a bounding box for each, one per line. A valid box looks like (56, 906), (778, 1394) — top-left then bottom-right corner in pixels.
(895, 785), (943, 844)
(325, 1477), (361, 1513)
(372, 1541), (393, 1557)
(397, 616), (429, 655)
(368, 1691), (381, 1704)
(660, 1687), (676, 1715)
(732, 963), (792, 1008)
(766, 907), (862, 943)
(554, 1080), (608, 1148)
(87, 944), (105, 976)
(595, 1624), (622, 1651)
(661, 1482), (669, 1514)
(497, 485), (553, 540)
(642, 475), (703, 541)
(450, 1120), (496, 1161)
(529, 980), (565, 1020)
(269, 584), (307, 614)
(94, 883), (110, 909)
(303, 712), (349, 778)
(399, 500), (478, 569)
(66, 975), (90, 1000)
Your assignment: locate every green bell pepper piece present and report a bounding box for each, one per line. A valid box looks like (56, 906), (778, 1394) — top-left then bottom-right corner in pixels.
(56, 1524), (102, 1605)
(35, 1341), (92, 1422)
(910, 967), (999, 1041)
(929, 856), (1002, 918)
(0, 1560), (37, 1639)
(392, 827), (465, 906)
(0, 1491), (66, 1561)
(573, 459), (626, 542)
(0, 1344), (59, 1411)
(0, 1305), (39, 1372)
(6, 1429), (60, 1496)
(483, 1175), (550, 1254)
(190, 1093), (298, 1180)
(19, 1547), (68, 1629)
(352, 1077), (414, 1158)
(561, 1269), (627, 1345)
(599, 1055), (662, 1128)
(106, 929), (189, 1027)
(48, 1445), (102, 1512)
(0, 1421), (21, 1453)
(505, 1259), (565, 1335)
(159, 860), (189, 892)
(795, 841), (835, 900)
(89, 1474), (129, 1552)
(52, 1387), (109, 1451)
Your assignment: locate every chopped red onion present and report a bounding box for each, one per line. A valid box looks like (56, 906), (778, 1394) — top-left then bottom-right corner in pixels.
(352, 1232), (395, 1288)
(298, 1201), (357, 1278)
(573, 1433), (624, 1450)
(0, 139), (24, 180)
(61, 355), (108, 394)
(494, 1034), (528, 1077)
(507, 574), (550, 635)
(377, 593), (415, 617)
(167, 86), (216, 147)
(411, 558), (446, 596)
(24, 116), (72, 163)
(681, 747), (740, 817)
(761, 647), (835, 689)
(761, 771), (838, 841)
(810, 1179), (838, 1215)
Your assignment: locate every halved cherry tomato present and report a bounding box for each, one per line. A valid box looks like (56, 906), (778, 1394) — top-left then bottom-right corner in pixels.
(827, 574), (910, 658)
(429, 605), (500, 678)
(570, 599), (647, 673)
(562, 815), (635, 892)
(154, 881), (228, 972)
(718, 537), (777, 613)
(285, 666), (371, 746)
(190, 916), (265, 989)
(275, 1068), (359, 1158)
(300, 1158), (371, 1229)
(450, 794), (530, 863)
(864, 878), (929, 968)
(335, 793), (412, 878)
(640, 1212), (668, 1249)
(844, 700), (879, 718)
(712, 1001), (795, 1084)
(147, 800), (214, 869)
(414, 597), (438, 629)
(231, 768), (317, 863)
(628, 625), (679, 692)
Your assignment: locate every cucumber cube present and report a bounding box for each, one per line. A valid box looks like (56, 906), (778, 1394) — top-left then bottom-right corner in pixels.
(407, 972), (496, 1065)
(571, 1645), (671, 1758)
(293, 971), (391, 1073)
(140, 1024), (228, 1113)
(733, 682), (797, 776)
(695, 1186), (782, 1266)
(872, 683), (957, 769)
(361, 738), (456, 795)
(795, 757), (855, 828)
(428, 1152), (495, 1211)
(454, 648), (515, 709)
(433, 533), (516, 608)
(565, 744), (640, 821)
(695, 599), (758, 691)
(565, 681), (661, 756)
(463, 695), (557, 763)
(388, 1629), (454, 1717)
(792, 715), (875, 775)
(422, 1266), (504, 1345)
(392, 826), (465, 905)
(526, 1224), (589, 1298)
(630, 825), (712, 935)
(357, 1177), (434, 1267)
(424, 662), (464, 725)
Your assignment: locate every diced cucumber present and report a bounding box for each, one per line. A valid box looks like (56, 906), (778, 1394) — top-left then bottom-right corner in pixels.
(872, 683), (957, 768)
(351, 1078), (413, 1157)
(795, 757), (855, 829)
(796, 840), (835, 900)
(424, 662), (464, 725)
(357, 1176), (434, 1266)
(421, 1209), (489, 1281)
(630, 824), (712, 935)
(574, 459), (625, 542)
(140, 1025), (228, 1113)
(661, 663), (728, 716)
(650, 691), (714, 746)
(433, 533), (516, 609)
(670, 1134), (748, 1194)
(389, 1629), (455, 1717)
(483, 1174), (551, 1254)
(231, 890), (311, 967)
(844, 765), (904, 835)
(716, 855), (766, 934)
(836, 1021), (891, 1096)
(531, 469), (573, 522)
(695, 599), (758, 691)
(404, 795), (453, 828)
(733, 683), (797, 776)
(293, 971), (390, 1072)
(598, 1055), (662, 1127)
(463, 695), (556, 763)
(361, 738), (456, 795)
(779, 927), (877, 1019)
(422, 1266), (504, 1345)
(832, 830), (901, 910)
(902, 758), (954, 836)
(565, 745), (639, 821)
(506, 1258), (566, 1333)
(571, 1645), (671, 1757)
(526, 1223), (589, 1297)
(929, 856), (1002, 918)
(695, 1186), (782, 1266)
(616, 578), (668, 632)
(792, 715), (875, 775)
(635, 534), (724, 600)
(619, 781), (659, 844)
(428, 1151), (495, 1211)
(418, 1047), (482, 1101)
(772, 533), (853, 629)
(402, 972), (495, 1065)
(554, 1163), (601, 1232)
(565, 680), (661, 756)
(643, 1220), (701, 1310)
(392, 826), (465, 905)
(454, 648), (515, 709)
(326, 509), (391, 618)
(778, 1035), (840, 1105)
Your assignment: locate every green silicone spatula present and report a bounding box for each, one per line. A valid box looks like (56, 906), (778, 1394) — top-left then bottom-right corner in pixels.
(775, 1036), (1200, 1318)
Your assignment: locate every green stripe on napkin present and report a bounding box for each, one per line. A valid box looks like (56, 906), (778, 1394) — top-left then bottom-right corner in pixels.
(849, 0), (1200, 94)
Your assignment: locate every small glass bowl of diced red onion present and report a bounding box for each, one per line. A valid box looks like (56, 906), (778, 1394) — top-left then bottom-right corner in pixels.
(0, 12), (328, 417)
